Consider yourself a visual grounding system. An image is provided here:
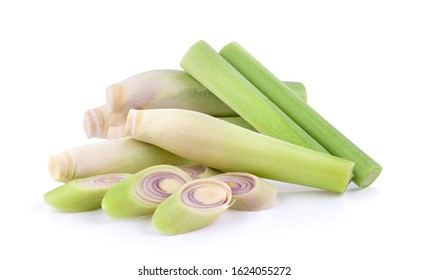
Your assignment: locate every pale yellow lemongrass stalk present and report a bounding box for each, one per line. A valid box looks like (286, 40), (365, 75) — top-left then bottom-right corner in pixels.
(98, 115), (256, 140)
(48, 138), (192, 182)
(126, 109), (354, 193)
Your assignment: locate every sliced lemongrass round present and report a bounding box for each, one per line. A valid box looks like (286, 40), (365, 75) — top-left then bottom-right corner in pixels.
(179, 165), (220, 179)
(152, 179), (232, 235)
(212, 173), (277, 211)
(44, 173), (131, 212)
(101, 165), (192, 218)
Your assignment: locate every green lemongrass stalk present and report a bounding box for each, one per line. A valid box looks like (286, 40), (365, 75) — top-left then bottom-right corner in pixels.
(102, 165), (192, 218)
(44, 173), (131, 212)
(220, 42), (382, 188)
(48, 138), (192, 182)
(152, 178), (232, 235)
(106, 69), (306, 116)
(84, 105), (127, 138)
(126, 109), (354, 192)
(179, 165), (220, 179)
(180, 40), (327, 153)
(212, 173), (277, 211)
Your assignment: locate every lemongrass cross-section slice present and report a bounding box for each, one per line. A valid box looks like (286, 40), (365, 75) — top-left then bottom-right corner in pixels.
(101, 165), (192, 218)
(212, 173), (277, 211)
(44, 173), (131, 212)
(152, 179), (232, 235)
(179, 165), (220, 179)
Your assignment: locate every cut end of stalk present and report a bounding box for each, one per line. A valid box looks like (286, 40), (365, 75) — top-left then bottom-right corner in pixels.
(360, 166), (383, 189)
(106, 83), (124, 113)
(152, 178), (232, 235)
(181, 179), (233, 211)
(192, 185), (229, 205)
(102, 165), (192, 218)
(44, 173), (130, 212)
(124, 109), (139, 137)
(48, 153), (74, 182)
(78, 173), (131, 189)
(83, 109), (102, 138)
(158, 178), (184, 193)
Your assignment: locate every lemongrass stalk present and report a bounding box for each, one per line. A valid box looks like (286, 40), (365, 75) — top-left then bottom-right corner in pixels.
(106, 69), (306, 116)
(152, 179), (232, 235)
(48, 138), (192, 182)
(88, 70), (305, 139)
(220, 42), (382, 188)
(102, 165), (192, 218)
(126, 109), (354, 193)
(84, 105), (127, 138)
(103, 117), (255, 140)
(212, 173), (277, 211)
(107, 69), (235, 116)
(179, 165), (220, 179)
(44, 173), (130, 212)
(180, 41), (327, 153)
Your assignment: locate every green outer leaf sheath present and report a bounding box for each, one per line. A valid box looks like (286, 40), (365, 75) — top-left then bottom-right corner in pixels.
(180, 40), (327, 153)
(102, 165), (192, 218)
(220, 42), (382, 188)
(126, 109), (355, 193)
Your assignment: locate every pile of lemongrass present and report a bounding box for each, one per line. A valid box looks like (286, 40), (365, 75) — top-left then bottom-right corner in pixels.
(44, 40), (382, 235)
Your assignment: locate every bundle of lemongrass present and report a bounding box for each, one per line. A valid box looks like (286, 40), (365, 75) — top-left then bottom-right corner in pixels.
(45, 40), (382, 235)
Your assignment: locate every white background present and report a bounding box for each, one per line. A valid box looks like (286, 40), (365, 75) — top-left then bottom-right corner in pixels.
(1, 0), (427, 279)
